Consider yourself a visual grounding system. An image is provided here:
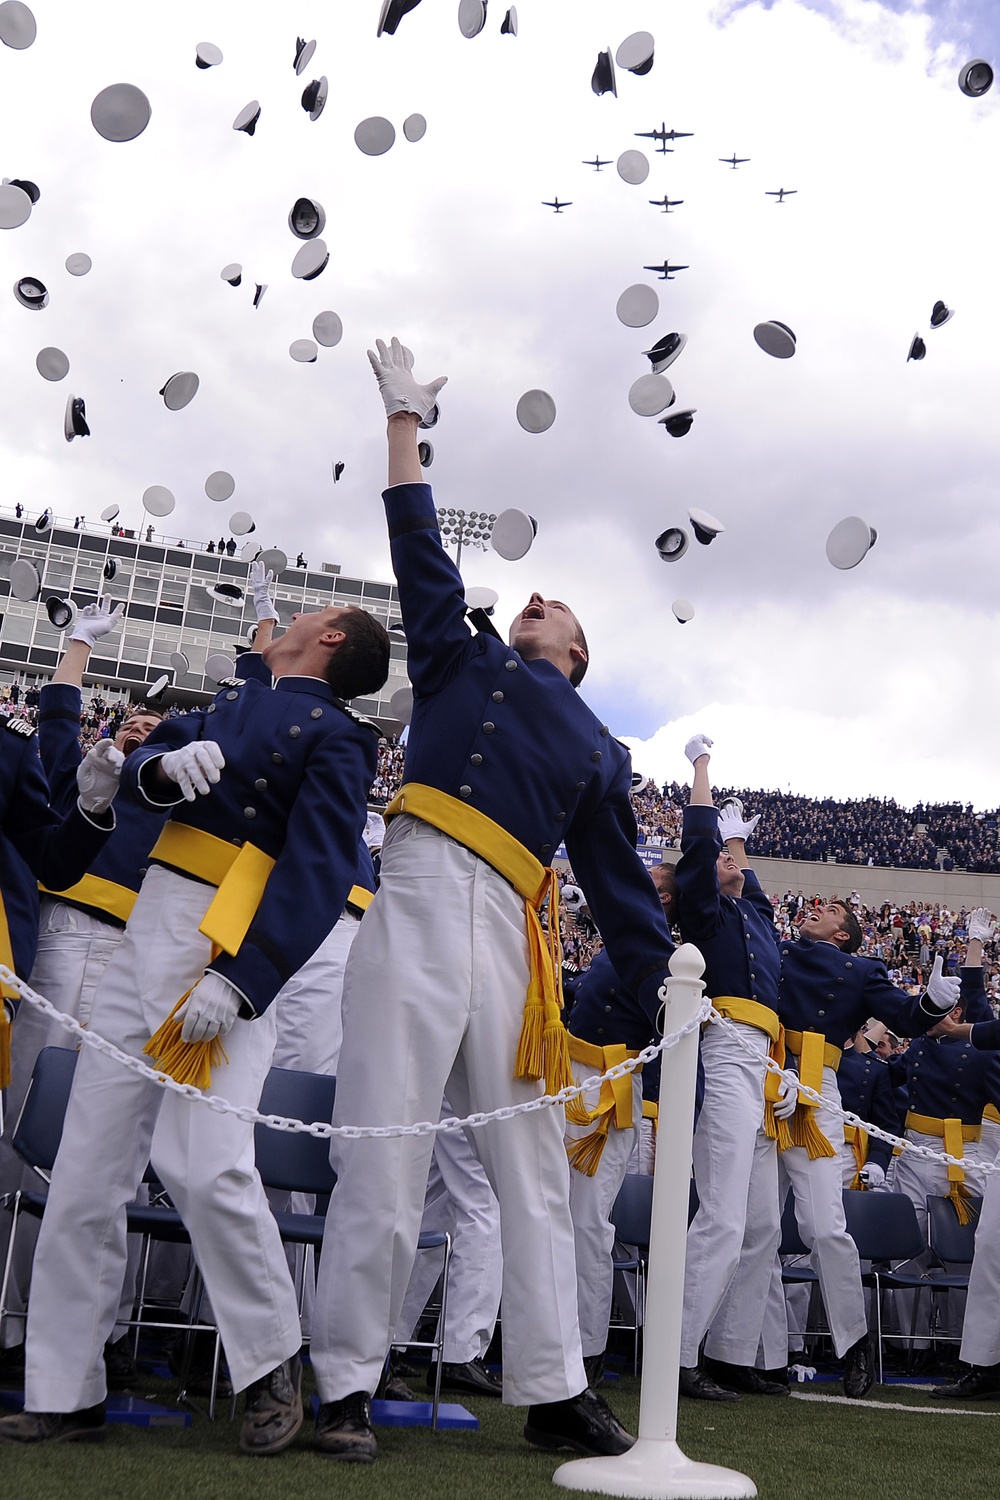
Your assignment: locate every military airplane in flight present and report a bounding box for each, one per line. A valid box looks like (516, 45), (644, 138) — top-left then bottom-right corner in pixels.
(649, 195), (684, 213)
(719, 152), (750, 169)
(635, 123), (693, 154)
(542, 197), (572, 212)
(582, 155), (612, 171)
(765, 187), (797, 203)
(644, 260), (689, 280)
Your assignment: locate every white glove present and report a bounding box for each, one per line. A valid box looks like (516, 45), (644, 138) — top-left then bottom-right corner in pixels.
(969, 907), (995, 945)
(859, 1162), (885, 1189)
(248, 559), (279, 623)
(367, 336), (447, 425)
(76, 739), (124, 814)
(159, 741), (225, 802)
(926, 952), (961, 1012)
(773, 1074), (799, 1121)
(718, 810), (761, 844)
(175, 972), (242, 1044)
(69, 598), (124, 648)
(363, 810), (386, 851)
(684, 733), (713, 764)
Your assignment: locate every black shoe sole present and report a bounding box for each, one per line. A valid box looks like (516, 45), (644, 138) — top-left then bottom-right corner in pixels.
(313, 1440), (378, 1463)
(523, 1425), (631, 1457)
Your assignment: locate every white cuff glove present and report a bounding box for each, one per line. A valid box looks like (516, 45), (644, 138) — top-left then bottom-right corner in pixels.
(368, 336), (447, 425)
(69, 598), (124, 648)
(718, 810), (761, 844)
(159, 741), (225, 802)
(684, 733), (713, 765)
(859, 1162), (885, 1189)
(76, 739), (124, 814)
(969, 907), (995, 945)
(248, 559), (280, 623)
(774, 1074), (799, 1121)
(175, 972), (242, 1043)
(926, 952), (961, 1012)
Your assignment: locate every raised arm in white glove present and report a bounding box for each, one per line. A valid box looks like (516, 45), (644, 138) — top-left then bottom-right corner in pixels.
(77, 739), (124, 815)
(718, 809), (762, 845)
(774, 1074), (799, 1121)
(859, 1162), (886, 1190)
(684, 733), (713, 765)
(968, 908), (996, 945)
(159, 741), (225, 802)
(175, 972), (242, 1043)
(69, 598), (124, 649)
(926, 952), (961, 1012)
(368, 336), (447, 427)
(248, 559), (280, 623)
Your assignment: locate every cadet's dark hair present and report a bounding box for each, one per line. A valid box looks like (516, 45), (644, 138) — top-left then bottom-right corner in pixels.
(830, 900), (863, 955)
(569, 620), (589, 688)
(324, 607), (390, 702)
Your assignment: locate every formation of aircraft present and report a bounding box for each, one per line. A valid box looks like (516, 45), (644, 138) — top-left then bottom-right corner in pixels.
(649, 195), (684, 213)
(719, 152), (750, 169)
(765, 187), (797, 203)
(582, 155), (612, 171)
(542, 197), (572, 213)
(643, 260), (689, 280)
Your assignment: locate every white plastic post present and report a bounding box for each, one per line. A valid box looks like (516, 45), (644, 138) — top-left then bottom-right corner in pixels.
(554, 943), (757, 1499)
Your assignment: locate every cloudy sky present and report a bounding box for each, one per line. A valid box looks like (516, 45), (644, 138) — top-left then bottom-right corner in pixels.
(2, 0), (999, 805)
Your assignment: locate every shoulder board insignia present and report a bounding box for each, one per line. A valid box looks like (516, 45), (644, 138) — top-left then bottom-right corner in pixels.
(4, 716), (36, 738)
(339, 704), (388, 739)
(215, 678), (246, 690)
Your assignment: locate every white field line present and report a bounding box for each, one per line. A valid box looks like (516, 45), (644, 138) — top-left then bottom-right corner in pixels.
(790, 1391), (1000, 1417)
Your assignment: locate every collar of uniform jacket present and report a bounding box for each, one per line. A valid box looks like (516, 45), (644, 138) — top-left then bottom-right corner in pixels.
(271, 675), (342, 705)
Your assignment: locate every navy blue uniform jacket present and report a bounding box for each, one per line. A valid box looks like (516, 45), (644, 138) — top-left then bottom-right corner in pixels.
(674, 804), (780, 1011)
(385, 481), (674, 1023)
(1, 716), (113, 983)
(122, 674), (378, 1016)
(777, 935), (958, 1046)
(37, 683), (167, 923)
(836, 1047), (905, 1173)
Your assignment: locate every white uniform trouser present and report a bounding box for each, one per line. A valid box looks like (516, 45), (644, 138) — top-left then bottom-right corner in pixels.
(774, 1064), (867, 1359)
(310, 816), (586, 1407)
(959, 1151), (1000, 1366)
(891, 1128), (989, 1348)
(394, 1096), (503, 1364)
(24, 867), (301, 1410)
(0, 901), (124, 1350)
(626, 1116), (656, 1176)
(682, 1021), (779, 1368)
(565, 1061), (641, 1359)
(272, 909), (360, 1075)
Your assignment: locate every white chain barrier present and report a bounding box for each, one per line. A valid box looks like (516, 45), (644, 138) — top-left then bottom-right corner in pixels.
(4, 960), (997, 1176)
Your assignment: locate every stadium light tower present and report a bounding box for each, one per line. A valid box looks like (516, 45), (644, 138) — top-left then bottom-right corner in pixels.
(436, 507), (497, 571)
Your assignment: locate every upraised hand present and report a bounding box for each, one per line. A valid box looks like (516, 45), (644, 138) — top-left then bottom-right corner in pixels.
(69, 598), (124, 648)
(249, 559), (280, 623)
(718, 809), (761, 845)
(968, 907), (996, 945)
(926, 952), (961, 1012)
(684, 733), (713, 765)
(368, 336), (447, 426)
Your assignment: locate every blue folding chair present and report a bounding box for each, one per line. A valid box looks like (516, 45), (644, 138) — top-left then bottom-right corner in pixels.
(254, 1067), (454, 1429)
(844, 1189), (929, 1382)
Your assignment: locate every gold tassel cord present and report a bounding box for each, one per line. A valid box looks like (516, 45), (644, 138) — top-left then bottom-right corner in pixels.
(143, 944), (228, 1091)
(947, 1183), (980, 1225)
(566, 1114), (612, 1178)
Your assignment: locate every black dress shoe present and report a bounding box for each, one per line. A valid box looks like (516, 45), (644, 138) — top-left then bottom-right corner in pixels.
(314, 1391), (378, 1462)
(429, 1359), (502, 1398)
(934, 1364), (1000, 1400)
(679, 1365), (739, 1403)
(524, 1387), (635, 1456)
(104, 1334), (139, 1390)
(239, 1355), (303, 1455)
(843, 1335), (875, 1399)
(0, 1404), (105, 1444)
(704, 1358), (789, 1397)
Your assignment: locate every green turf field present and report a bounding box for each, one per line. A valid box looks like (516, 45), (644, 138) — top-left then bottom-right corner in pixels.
(3, 1374), (998, 1500)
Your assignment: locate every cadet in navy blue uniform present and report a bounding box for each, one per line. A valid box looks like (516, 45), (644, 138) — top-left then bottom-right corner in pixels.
(4, 599), (389, 1453)
(929, 946), (1000, 1399)
(885, 924), (998, 1353)
(562, 862), (675, 1389)
(670, 736), (785, 1403)
(0, 599), (165, 1370)
(834, 1040), (904, 1189)
(764, 900), (963, 1396)
(310, 338), (674, 1463)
